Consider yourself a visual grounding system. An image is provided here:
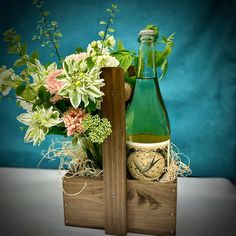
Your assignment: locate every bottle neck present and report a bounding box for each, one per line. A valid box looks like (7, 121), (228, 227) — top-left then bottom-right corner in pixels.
(137, 39), (156, 79)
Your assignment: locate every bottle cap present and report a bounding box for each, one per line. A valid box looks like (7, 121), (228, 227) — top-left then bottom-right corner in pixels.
(139, 29), (156, 37)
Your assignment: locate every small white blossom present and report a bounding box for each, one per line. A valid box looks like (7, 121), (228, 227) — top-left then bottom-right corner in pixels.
(106, 35), (116, 49)
(27, 60), (57, 91)
(96, 55), (119, 68)
(17, 97), (33, 111)
(0, 65), (15, 96)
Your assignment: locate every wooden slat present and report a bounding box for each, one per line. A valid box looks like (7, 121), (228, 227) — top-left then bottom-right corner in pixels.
(127, 180), (177, 236)
(101, 67), (127, 236)
(63, 176), (104, 229)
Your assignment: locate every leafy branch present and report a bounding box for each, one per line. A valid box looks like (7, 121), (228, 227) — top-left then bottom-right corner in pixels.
(32, 0), (62, 63)
(99, 3), (119, 52)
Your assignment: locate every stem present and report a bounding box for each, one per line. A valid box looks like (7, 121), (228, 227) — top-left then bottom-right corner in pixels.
(39, 7), (62, 65)
(101, 9), (115, 53)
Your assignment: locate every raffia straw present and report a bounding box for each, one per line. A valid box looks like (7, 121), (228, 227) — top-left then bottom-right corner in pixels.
(39, 139), (191, 188)
(160, 142), (192, 183)
(39, 139), (102, 195)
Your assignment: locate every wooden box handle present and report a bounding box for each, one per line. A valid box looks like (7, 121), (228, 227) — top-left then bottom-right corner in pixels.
(101, 67), (127, 236)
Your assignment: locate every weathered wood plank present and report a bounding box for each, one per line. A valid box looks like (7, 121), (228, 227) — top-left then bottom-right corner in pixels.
(63, 176), (104, 229)
(127, 180), (177, 236)
(100, 67), (127, 236)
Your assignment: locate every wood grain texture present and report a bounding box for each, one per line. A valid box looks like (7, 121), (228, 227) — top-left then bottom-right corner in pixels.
(63, 176), (176, 235)
(100, 67), (127, 236)
(127, 180), (177, 236)
(63, 176), (104, 229)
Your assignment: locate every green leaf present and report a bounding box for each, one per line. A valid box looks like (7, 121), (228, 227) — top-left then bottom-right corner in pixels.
(86, 57), (95, 70)
(111, 51), (133, 72)
(41, 101), (52, 109)
(14, 58), (25, 67)
(108, 28), (115, 33)
(38, 86), (51, 101)
(43, 11), (50, 16)
(75, 47), (83, 53)
(156, 51), (165, 67)
(20, 43), (27, 56)
(117, 40), (125, 50)
(99, 21), (107, 25)
(22, 88), (37, 102)
(15, 84), (26, 96)
(30, 51), (39, 63)
(63, 60), (69, 73)
(14, 34), (21, 42)
(48, 126), (66, 135)
(159, 59), (168, 80)
(86, 100), (97, 113)
(72, 135), (78, 146)
(55, 100), (68, 113)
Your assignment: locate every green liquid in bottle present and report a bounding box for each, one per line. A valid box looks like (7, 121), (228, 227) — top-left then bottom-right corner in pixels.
(126, 78), (170, 143)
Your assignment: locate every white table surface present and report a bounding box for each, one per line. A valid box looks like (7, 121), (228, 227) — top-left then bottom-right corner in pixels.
(0, 168), (235, 236)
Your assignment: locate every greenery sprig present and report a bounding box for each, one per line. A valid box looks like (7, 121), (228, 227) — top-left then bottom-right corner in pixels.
(99, 3), (119, 51)
(32, 0), (62, 63)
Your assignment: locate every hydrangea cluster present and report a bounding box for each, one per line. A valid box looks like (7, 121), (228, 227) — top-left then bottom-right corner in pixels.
(82, 114), (112, 143)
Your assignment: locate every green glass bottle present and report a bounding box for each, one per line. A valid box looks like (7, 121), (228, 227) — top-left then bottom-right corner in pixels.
(126, 29), (171, 181)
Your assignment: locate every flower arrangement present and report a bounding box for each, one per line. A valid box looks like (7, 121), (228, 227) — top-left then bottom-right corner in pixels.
(1, 1), (189, 178)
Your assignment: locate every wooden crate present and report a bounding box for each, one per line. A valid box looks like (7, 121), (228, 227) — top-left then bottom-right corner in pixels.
(63, 176), (177, 235)
(62, 67), (177, 236)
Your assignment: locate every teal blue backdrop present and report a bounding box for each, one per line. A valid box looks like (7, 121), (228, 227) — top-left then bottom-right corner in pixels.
(0, 0), (235, 179)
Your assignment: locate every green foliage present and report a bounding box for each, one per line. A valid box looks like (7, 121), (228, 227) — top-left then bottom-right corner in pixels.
(54, 100), (68, 113)
(32, 0), (62, 62)
(38, 86), (51, 101)
(111, 50), (133, 72)
(157, 33), (175, 80)
(117, 40), (125, 50)
(15, 84), (26, 96)
(48, 126), (66, 135)
(21, 86), (37, 102)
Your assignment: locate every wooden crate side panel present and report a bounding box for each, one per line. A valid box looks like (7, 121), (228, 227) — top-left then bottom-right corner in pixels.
(63, 176), (177, 235)
(127, 180), (177, 236)
(63, 176), (104, 229)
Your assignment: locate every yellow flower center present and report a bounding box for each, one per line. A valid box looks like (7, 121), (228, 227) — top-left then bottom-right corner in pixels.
(76, 80), (81, 87)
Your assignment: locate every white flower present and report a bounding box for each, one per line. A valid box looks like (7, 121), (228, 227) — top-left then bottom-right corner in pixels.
(27, 60), (57, 91)
(87, 40), (109, 57)
(58, 59), (104, 108)
(64, 52), (88, 63)
(106, 35), (116, 49)
(17, 106), (62, 146)
(17, 97), (33, 111)
(0, 65), (15, 96)
(96, 55), (119, 68)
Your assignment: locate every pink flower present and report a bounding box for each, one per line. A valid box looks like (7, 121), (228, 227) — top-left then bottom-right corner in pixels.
(45, 69), (64, 94)
(65, 52), (88, 62)
(63, 108), (86, 136)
